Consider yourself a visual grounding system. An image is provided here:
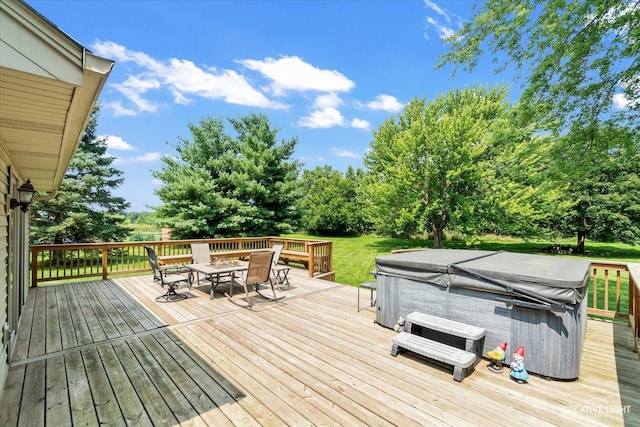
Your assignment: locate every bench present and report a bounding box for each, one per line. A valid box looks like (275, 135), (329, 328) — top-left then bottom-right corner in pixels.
(391, 312), (485, 382)
(280, 250), (309, 266)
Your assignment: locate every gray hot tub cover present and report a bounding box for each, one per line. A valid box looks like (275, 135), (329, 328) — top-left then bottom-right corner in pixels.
(375, 249), (590, 305)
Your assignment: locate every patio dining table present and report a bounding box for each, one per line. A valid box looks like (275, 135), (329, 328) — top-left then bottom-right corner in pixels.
(187, 260), (248, 299)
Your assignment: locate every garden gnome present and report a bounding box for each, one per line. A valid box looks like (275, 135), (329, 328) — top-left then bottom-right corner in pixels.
(487, 342), (507, 373)
(510, 345), (529, 384)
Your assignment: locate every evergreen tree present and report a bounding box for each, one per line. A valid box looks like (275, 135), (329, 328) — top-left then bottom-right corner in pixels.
(153, 114), (302, 238)
(31, 105), (131, 243)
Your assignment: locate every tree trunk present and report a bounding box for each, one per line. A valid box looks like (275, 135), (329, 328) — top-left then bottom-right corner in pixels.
(576, 231), (587, 254)
(432, 223), (444, 249)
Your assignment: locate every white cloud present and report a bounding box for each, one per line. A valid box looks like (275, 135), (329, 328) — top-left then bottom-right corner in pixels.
(330, 148), (360, 159)
(313, 93), (344, 109)
(105, 101), (137, 117)
(366, 94), (404, 112)
(298, 107), (345, 128)
(426, 16), (456, 40)
(350, 118), (371, 130)
(239, 56), (355, 96)
(424, 0), (450, 22)
(423, 1), (460, 41)
(113, 152), (162, 165)
(612, 93), (629, 109)
(113, 74), (161, 114)
(91, 40), (287, 115)
(101, 135), (134, 150)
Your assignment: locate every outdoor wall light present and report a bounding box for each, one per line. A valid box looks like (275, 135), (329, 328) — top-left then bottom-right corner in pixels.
(10, 179), (36, 212)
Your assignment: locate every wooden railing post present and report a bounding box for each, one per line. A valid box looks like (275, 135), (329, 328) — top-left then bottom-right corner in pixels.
(31, 246), (38, 287)
(306, 242), (314, 277)
(632, 273), (639, 353)
(102, 243), (108, 280)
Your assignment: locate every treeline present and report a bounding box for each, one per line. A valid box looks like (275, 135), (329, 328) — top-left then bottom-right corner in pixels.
(31, 87), (640, 253)
(140, 86), (640, 253)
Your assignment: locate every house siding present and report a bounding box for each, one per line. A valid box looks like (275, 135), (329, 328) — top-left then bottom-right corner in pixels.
(0, 159), (9, 390)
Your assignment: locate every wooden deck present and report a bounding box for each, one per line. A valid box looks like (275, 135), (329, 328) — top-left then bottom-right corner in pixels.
(1, 269), (639, 426)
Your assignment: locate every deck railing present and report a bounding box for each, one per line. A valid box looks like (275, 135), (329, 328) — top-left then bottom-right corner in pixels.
(30, 237), (333, 286)
(590, 261), (640, 353)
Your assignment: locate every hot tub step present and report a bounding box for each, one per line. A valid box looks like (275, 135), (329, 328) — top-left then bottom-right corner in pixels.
(405, 311), (485, 355)
(391, 332), (477, 382)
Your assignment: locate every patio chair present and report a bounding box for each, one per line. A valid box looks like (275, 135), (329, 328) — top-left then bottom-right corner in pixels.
(191, 242), (211, 264)
(225, 250), (284, 308)
(144, 245), (192, 302)
(191, 242), (215, 284)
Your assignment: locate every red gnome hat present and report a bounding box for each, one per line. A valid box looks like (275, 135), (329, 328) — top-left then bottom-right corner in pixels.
(515, 345), (525, 357)
(499, 342), (507, 351)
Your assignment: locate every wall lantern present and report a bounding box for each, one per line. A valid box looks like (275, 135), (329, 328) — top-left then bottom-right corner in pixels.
(10, 179), (36, 212)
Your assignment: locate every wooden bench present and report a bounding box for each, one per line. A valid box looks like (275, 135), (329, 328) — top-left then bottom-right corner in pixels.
(391, 312), (485, 382)
(280, 250), (310, 266)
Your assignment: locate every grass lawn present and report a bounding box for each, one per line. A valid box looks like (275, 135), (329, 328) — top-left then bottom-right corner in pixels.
(286, 234), (640, 286)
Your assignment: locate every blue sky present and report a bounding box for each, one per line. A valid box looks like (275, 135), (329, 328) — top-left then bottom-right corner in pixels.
(28, 0), (517, 211)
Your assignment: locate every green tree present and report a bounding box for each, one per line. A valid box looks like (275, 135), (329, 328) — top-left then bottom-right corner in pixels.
(365, 86), (546, 247)
(153, 114), (301, 238)
(481, 124), (570, 238)
(31, 106), (131, 243)
(437, 0), (639, 132)
(299, 165), (371, 235)
(550, 121), (640, 252)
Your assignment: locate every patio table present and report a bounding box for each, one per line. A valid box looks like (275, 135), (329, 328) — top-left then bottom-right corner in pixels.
(187, 261), (247, 299)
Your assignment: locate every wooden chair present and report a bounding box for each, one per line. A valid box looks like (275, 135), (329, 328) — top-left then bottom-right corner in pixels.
(225, 250), (284, 308)
(144, 245), (192, 302)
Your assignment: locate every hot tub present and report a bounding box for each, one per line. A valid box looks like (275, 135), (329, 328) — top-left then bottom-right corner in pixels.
(375, 249), (591, 380)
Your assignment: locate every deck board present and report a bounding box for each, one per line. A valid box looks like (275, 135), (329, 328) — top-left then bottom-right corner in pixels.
(95, 344), (153, 426)
(44, 287), (62, 354)
(54, 285), (78, 351)
(65, 350), (98, 426)
(111, 340), (180, 426)
(44, 355), (71, 426)
(1, 270), (639, 426)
